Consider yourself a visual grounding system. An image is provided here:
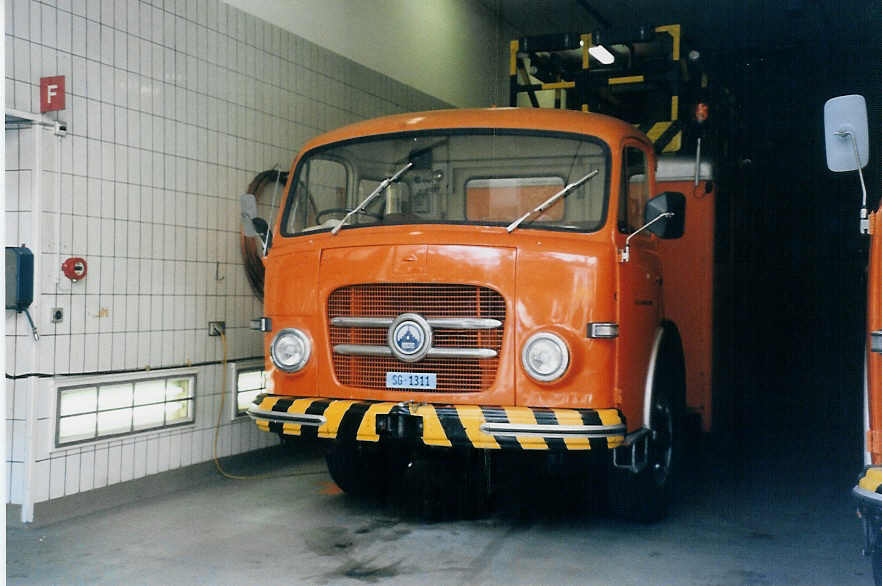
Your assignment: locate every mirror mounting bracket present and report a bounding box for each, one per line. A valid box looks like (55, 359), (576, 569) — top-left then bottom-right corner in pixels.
(619, 212), (674, 264)
(835, 129), (870, 234)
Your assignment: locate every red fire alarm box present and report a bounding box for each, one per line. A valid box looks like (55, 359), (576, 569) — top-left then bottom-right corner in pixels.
(40, 76), (65, 113)
(61, 257), (87, 281)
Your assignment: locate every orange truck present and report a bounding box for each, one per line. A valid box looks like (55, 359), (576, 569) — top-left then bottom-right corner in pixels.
(241, 103), (718, 521)
(826, 95), (879, 580)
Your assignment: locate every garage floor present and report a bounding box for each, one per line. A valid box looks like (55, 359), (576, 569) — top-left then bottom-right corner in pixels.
(7, 435), (871, 585)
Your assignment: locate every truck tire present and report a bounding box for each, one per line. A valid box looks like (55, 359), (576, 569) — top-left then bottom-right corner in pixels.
(874, 544), (882, 586)
(608, 326), (685, 522)
(325, 442), (386, 498)
(399, 449), (491, 520)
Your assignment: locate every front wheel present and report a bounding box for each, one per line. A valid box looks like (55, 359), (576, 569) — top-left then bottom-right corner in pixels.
(325, 442), (388, 498)
(608, 388), (677, 522)
(608, 328), (684, 522)
(873, 543), (882, 586)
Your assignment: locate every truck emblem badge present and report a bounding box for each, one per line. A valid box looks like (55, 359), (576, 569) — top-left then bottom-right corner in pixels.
(388, 313), (432, 362)
(396, 326), (421, 352)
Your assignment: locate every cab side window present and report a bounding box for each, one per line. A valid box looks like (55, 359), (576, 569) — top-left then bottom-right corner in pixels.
(618, 146), (649, 233)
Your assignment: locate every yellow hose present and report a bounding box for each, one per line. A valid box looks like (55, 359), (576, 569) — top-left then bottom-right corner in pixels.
(212, 329), (274, 480)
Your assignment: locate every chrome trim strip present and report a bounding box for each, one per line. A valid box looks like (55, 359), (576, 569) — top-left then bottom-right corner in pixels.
(427, 347), (497, 359)
(333, 344), (394, 356)
(333, 344), (497, 359)
(427, 318), (502, 330)
(331, 316), (502, 330)
(480, 422), (626, 438)
(246, 406), (326, 427)
(854, 485), (882, 505)
(331, 317), (394, 328)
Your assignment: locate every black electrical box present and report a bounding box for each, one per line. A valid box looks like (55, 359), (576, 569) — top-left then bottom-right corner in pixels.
(6, 246), (34, 311)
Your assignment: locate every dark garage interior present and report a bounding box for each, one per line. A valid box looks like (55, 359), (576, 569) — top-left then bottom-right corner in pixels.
(5, 0), (882, 583)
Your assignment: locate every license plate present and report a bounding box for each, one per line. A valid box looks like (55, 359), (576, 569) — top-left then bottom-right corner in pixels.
(385, 372), (437, 390)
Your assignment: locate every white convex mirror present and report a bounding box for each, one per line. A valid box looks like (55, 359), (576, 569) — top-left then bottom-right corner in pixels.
(240, 193), (259, 237)
(824, 94), (869, 172)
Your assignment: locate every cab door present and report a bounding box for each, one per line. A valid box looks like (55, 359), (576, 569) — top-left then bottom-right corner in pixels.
(615, 143), (663, 430)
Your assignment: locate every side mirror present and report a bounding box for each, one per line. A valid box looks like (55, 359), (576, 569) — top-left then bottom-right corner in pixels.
(824, 94), (869, 172)
(240, 193), (271, 250)
(240, 193), (259, 236)
(644, 191), (685, 239)
(824, 94), (870, 234)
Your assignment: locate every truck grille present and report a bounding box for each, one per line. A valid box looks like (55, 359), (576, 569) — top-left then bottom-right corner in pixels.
(328, 284), (505, 392)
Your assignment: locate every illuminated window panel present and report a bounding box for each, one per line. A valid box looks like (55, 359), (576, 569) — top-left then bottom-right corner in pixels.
(56, 374), (196, 446)
(59, 387), (97, 416)
(236, 369), (268, 415)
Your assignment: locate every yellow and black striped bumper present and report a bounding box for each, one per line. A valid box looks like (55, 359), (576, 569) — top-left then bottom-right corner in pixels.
(855, 467), (882, 507)
(248, 395), (625, 451)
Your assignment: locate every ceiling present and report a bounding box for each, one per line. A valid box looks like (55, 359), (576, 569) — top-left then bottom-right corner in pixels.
(478, 0), (880, 54)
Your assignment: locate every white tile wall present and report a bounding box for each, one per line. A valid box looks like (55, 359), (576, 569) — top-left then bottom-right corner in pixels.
(6, 0), (449, 512)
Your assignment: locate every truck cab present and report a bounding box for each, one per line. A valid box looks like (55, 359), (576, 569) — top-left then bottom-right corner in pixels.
(244, 107), (689, 520)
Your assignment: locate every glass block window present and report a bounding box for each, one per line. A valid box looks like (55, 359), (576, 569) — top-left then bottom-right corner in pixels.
(236, 368), (268, 416)
(56, 374), (196, 446)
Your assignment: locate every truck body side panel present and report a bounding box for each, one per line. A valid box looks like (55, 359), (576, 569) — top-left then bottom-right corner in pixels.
(868, 211), (882, 463)
(656, 178), (716, 431)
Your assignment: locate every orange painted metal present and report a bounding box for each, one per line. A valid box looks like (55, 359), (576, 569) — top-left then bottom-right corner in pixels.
(656, 178), (716, 431)
(261, 108), (690, 433)
(614, 139), (662, 430)
(868, 210), (882, 463)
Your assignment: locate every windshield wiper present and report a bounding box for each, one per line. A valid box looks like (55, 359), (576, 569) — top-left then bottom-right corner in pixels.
(331, 161), (414, 235)
(506, 169), (599, 233)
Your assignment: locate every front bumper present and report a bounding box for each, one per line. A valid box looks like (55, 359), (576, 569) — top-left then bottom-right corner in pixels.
(247, 395), (625, 451)
(855, 467), (882, 555)
(855, 467), (882, 508)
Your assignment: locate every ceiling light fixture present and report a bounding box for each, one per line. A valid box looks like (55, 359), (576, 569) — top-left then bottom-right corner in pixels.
(588, 45), (615, 65)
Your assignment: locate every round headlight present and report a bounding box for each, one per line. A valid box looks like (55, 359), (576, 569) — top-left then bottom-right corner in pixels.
(521, 332), (570, 382)
(270, 328), (311, 373)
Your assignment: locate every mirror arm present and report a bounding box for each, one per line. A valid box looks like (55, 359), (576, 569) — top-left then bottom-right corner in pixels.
(261, 229), (270, 256)
(836, 129), (869, 234)
(619, 212), (674, 263)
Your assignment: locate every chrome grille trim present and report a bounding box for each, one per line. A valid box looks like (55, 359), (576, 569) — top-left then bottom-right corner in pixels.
(331, 316), (502, 330)
(429, 348), (497, 359)
(334, 344), (497, 359)
(333, 344), (393, 357)
(428, 318), (503, 330)
(331, 317), (394, 328)
(328, 283), (506, 392)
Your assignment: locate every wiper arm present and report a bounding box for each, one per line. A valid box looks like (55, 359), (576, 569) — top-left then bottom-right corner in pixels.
(331, 162), (414, 235)
(506, 169), (599, 233)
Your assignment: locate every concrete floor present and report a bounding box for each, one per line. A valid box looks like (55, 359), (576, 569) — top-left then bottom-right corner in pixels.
(6, 438), (873, 585)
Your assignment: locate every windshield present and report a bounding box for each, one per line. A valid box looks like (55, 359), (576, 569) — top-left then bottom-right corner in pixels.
(282, 130), (609, 236)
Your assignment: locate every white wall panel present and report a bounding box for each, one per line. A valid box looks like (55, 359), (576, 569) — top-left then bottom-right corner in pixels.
(6, 0), (450, 517)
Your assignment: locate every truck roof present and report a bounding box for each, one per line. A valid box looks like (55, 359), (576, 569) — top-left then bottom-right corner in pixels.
(299, 107), (652, 154)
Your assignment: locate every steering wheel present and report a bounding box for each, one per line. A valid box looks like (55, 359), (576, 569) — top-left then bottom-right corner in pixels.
(316, 208), (383, 224)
